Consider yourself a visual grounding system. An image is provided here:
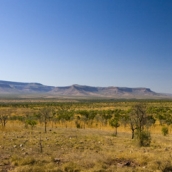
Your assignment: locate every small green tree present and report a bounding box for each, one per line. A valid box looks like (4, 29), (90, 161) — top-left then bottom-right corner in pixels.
(109, 118), (120, 136)
(130, 103), (151, 146)
(162, 126), (169, 136)
(26, 119), (37, 130)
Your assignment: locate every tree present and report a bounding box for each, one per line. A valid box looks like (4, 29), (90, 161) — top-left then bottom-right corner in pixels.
(26, 119), (37, 130)
(130, 103), (151, 146)
(39, 107), (54, 133)
(133, 104), (147, 131)
(109, 110), (121, 136)
(78, 110), (96, 128)
(148, 106), (170, 126)
(109, 117), (120, 136)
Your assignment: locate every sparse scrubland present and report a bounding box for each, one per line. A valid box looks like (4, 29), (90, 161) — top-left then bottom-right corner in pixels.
(0, 99), (172, 172)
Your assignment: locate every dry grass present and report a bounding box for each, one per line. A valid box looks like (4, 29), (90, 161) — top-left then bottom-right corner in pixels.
(1, 100), (172, 171)
(0, 123), (172, 172)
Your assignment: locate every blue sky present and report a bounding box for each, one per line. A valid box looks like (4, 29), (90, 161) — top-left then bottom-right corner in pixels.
(0, 0), (172, 93)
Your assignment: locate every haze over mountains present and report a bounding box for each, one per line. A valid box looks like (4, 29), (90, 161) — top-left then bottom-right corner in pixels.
(0, 80), (170, 99)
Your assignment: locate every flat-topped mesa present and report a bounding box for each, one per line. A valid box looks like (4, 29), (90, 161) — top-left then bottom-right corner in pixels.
(0, 80), (167, 98)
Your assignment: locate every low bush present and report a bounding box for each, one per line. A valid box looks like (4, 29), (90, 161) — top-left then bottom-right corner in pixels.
(137, 130), (151, 147)
(161, 126), (168, 136)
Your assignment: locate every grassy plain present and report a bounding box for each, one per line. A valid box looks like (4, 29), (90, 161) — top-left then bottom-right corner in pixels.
(0, 99), (172, 172)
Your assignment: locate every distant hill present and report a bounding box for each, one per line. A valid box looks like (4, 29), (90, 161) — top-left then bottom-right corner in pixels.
(0, 80), (170, 99)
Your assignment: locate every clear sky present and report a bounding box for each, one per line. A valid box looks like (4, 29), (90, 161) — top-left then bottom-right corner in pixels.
(0, 0), (172, 93)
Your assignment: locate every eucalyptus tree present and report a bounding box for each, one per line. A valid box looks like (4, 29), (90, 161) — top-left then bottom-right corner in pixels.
(129, 103), (152, 146)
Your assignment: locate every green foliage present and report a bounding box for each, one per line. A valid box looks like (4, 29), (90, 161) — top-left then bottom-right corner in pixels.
(146, 115), (156, 127)
(14, 115), (25, 122)
(109, 118), (120, 136)
(26, 119), (37, 129)
(148, 106), (172, 126)
(109, 118), (120, 128)
(101, 110), (112, 121)
(137, 130), (151, 147)
(129, 103), (147, 140)
(78, 110), (96, 120)
(58, 111), (74, 121)
(161, 126), (169, 136)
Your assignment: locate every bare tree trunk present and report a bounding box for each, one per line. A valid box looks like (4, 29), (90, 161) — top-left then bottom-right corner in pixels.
(44, 121), (47, 133)
(131, 129), (135, 139)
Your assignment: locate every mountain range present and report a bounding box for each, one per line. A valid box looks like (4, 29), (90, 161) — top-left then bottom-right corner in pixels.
(0, 80), (170, 99)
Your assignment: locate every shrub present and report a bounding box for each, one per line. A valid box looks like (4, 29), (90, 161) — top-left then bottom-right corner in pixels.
(161, 126), (168, 136)
(75, 121), (81, 129)
(137, 131), (151, 147)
